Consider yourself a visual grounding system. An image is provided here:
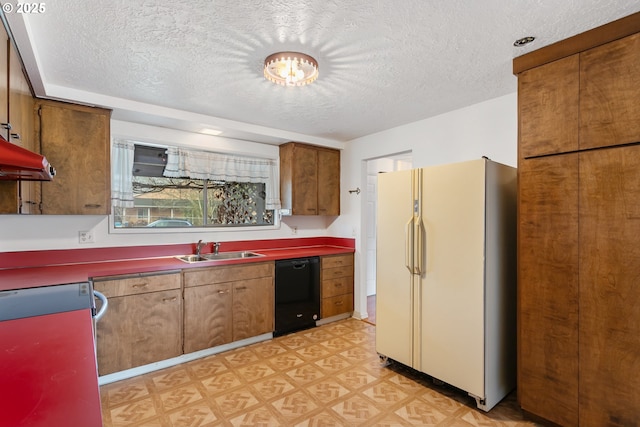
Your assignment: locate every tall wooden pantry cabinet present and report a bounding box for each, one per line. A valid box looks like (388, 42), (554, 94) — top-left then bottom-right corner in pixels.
(514, 12), (640, 427)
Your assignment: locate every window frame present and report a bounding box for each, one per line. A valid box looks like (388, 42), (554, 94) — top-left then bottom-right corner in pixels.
(109, 142), (281, 234)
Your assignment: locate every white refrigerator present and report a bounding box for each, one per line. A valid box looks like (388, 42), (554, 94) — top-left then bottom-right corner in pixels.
(375, 158), (517, 411)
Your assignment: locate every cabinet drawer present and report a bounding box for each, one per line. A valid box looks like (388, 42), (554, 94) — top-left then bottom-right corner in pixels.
(322, 265), (353, 281)
(184, 262), (274, 287)
(93, 271), (181, 298)
(321, 254), (353, 269)
(322, 276), (353, 298)
(322, 293), (354, 318)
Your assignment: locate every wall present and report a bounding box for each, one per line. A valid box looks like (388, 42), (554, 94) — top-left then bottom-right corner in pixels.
(330, 92), (518, 319)
(0, 121), (334, 252)
(0, 93), (517, 320)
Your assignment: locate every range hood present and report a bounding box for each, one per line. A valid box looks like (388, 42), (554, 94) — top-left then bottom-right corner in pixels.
(0, 135), (56, 181)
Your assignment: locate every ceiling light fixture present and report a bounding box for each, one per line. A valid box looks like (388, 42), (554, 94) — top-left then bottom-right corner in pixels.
(513, 36), (536, 47)
(264, 52), (318, 87)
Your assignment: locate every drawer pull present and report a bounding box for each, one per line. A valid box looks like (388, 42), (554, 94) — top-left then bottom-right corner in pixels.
(335, 301), (343, 306)
(84, 204), (102, 208)
(132, 283), (148, 288)
(235, 286), (247, 291)
(163, 297), (178, 302)
(217, 290), (230, 294)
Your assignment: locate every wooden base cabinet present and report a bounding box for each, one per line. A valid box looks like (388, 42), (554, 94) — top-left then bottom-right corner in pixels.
(578, 147), (640, 426)
(93, 272), (182, 376)
(183, 262), (274, 353)
(518, 155), (579, 427)
(320, 254), (354, 318)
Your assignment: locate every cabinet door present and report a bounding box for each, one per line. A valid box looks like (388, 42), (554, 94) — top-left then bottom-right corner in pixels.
(578, 147), (640, 426)
(518, 155), (579, 427)
(317, 148), (340, 215)
(183, 283), (233, 353)
(580, 33), (640, 150)
(0, 41), (37, 214)
(321, 294), (353, 318)
(96, 289), (182, 375)
(0, 34), (12, 214)
(232, 277), (273, 341)
(10, 45), (36, 213)
(38, 101), (111, 215)
(292, 144), (318, 215)
(518, 55), (579, 158)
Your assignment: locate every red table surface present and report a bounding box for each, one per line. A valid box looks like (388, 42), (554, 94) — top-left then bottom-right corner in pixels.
(0, 309), (102, 427)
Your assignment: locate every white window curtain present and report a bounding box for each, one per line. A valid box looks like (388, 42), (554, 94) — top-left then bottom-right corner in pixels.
(111, 139), (135, 208)
(164, 147), (281, 210)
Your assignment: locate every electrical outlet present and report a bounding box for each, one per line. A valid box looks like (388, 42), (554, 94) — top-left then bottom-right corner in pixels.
(79, 230), (94, 244)
(291, 226), (298, 235)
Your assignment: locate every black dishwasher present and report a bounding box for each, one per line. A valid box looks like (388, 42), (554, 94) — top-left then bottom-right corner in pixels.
(274, 257), (320, 336)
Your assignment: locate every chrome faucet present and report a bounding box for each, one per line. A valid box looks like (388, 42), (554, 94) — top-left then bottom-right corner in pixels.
(196, 240), (206, 257)
(213, 242), (221, 255)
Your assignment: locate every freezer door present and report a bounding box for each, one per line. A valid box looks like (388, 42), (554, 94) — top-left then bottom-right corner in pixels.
(375, 169), (415, 367)
(419, 159), (487, 397)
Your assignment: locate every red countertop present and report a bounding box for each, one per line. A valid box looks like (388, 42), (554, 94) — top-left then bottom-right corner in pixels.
(0, 309), (102, 427)
(0, 237), (355, 290)
(0, 237), (355, 427)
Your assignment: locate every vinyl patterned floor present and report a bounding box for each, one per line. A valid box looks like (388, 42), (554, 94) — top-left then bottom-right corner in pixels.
(100, 319), (543, 427)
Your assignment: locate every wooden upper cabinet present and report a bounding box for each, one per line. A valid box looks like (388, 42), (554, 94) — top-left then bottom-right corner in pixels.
(9, 43), (36, 214)
(0, 32), (8, 137)
(37, 100), (111, 215)
(518, 55), (579, 158)
(279, 142), (340, 216)
(317, 148), (340, 215)
(0, 34), (38, 214)
(580, 32), (640, 150)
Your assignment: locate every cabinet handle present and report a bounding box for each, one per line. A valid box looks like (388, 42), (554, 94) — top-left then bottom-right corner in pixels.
(10, 133), (20, 140)
(162, 297), (177, 302)
(335, 283), (343, 287)
(335, 301), (343, 306)
(217, 290), (229, 294)
(235, 286), (247, 291)
(84, 204), (102, 208)
(132, 283), (148, 288)
(1, 122), (11, 130)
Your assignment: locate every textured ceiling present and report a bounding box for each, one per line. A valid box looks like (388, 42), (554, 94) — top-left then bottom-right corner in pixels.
(7, 0), (640, 145)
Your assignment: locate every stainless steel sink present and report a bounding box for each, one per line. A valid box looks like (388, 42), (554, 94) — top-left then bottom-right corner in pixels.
(176, 254), (209, 263)
(203, 251), (264, 260)
(176, 251), (264, 263)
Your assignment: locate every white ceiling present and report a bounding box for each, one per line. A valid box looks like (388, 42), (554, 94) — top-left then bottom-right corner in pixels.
(6, 1), (640, 146)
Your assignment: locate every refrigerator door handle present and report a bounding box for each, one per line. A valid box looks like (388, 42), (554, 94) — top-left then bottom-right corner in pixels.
(414, 217), (425, 275)
(405, 217), (414, 272)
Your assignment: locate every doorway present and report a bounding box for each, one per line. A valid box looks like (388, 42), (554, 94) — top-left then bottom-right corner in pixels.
(363, 152), (413, 324)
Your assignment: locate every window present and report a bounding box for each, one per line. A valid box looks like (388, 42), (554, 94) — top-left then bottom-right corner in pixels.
(112, 143), (277, 229)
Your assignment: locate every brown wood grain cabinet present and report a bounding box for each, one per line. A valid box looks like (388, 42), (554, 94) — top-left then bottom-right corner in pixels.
(183, 262), (274, 353)
(320, 254), (353, 318)
(518, 55), (579, 159)
(93, 271), (183, 376)
(0, 31), (37, 214)
(515, 15), (640, 426)
(579, 32), (640, 150)
(36, 99), (111, 215)
(518, 155), (579, 427)
(279, 142), (340, 215)
(578, 147), (640, 426)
